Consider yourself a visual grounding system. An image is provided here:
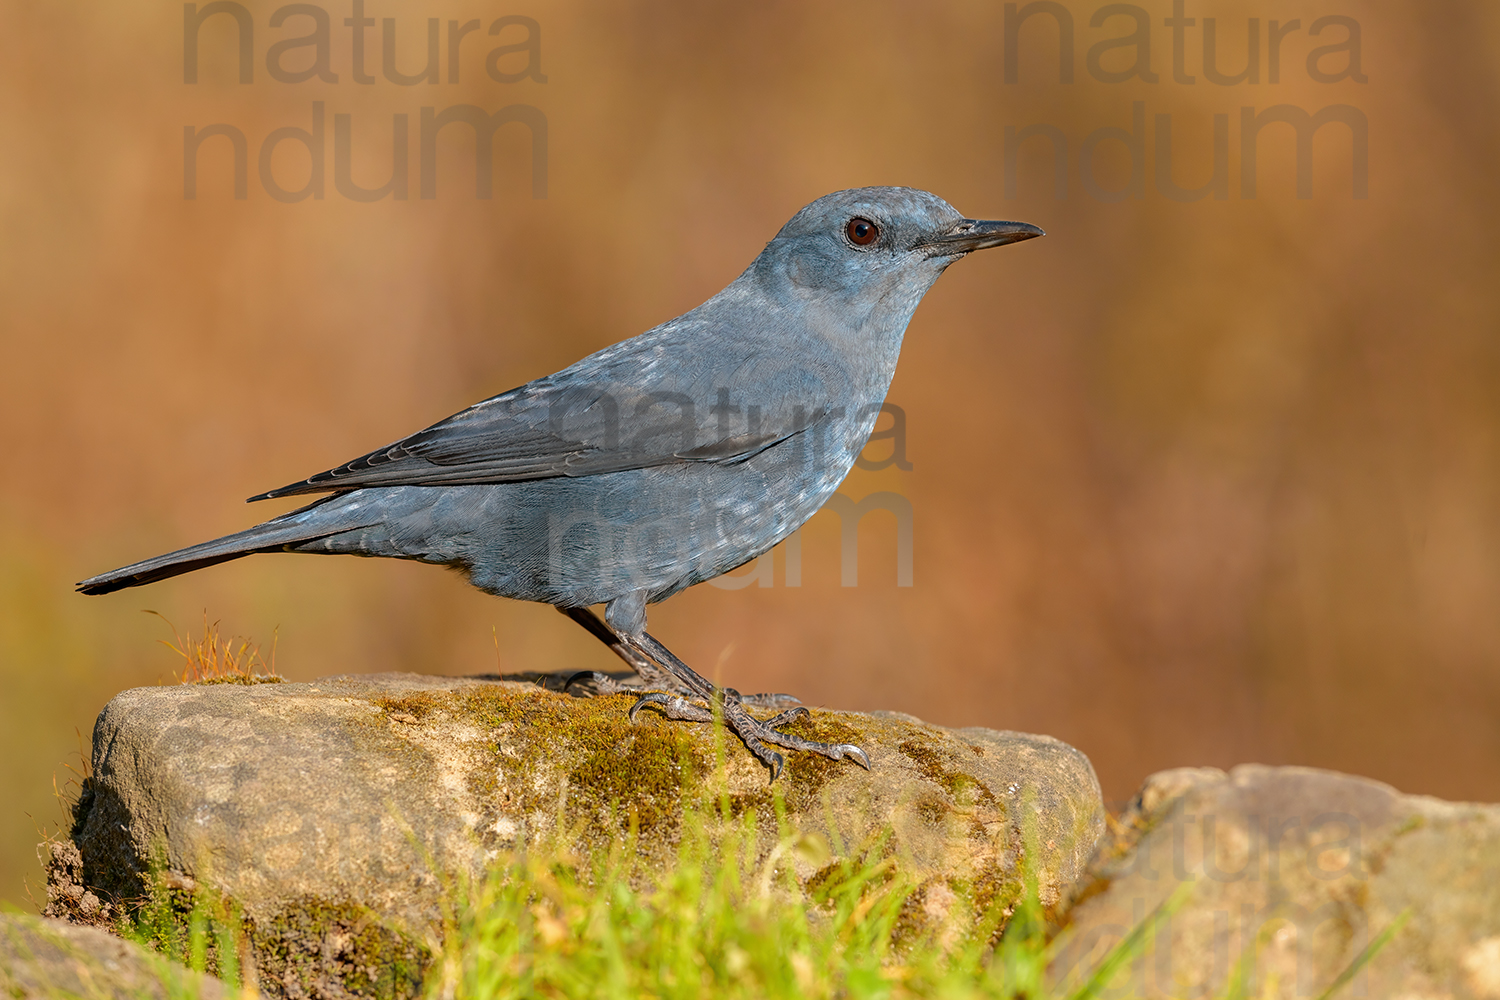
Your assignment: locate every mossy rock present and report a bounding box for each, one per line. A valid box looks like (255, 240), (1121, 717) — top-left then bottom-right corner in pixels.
(53, 673), (1103, 998)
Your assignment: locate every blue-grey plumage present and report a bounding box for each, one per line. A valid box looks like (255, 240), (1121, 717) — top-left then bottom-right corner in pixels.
(78, 186), (1043, 777)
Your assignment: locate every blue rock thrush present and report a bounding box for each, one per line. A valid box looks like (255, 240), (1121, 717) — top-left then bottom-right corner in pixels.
(79, 187), (1043, 778)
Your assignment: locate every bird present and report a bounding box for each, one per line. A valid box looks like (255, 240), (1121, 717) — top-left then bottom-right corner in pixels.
(79, 186), (1043, 778)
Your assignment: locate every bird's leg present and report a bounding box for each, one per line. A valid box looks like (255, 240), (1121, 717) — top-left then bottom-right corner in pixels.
(556, 606), (801, 709)
(622, 631), (870, 780)
(556, 606), (682, 694)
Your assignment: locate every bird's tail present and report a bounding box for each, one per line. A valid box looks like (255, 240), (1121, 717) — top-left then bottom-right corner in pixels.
(77, 501), (350, 595)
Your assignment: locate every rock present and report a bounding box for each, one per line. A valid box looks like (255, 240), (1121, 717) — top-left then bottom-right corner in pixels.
(0, 912), (226, 1000)
(1052, 765), (1500, 999)
(55, 673), (1104, 998)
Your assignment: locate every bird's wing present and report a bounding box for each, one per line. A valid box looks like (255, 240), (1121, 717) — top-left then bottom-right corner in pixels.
(249, 333), (839, 501)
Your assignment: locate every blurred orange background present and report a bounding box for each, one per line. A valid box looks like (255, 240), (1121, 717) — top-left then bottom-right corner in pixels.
(3, 0), (1496, 909)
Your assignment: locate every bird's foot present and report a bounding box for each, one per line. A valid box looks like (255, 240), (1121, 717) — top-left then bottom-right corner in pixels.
(566, 670), (800, 710)
(629, 687), (870, 780)
(628, 687), (804, 725)
(563, 670), (635, 697)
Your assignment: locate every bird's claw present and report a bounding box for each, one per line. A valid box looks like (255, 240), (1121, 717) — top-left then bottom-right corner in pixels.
(629, 691), (867, 780)
(837, 744), (872, 770)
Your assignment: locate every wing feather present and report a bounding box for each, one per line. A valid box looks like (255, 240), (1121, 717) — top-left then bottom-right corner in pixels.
(249, 340), (834, 501)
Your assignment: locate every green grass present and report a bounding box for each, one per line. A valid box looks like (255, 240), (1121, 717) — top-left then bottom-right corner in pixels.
(417, 799), (1411, 1000)
(425, 805), (1061, 1000)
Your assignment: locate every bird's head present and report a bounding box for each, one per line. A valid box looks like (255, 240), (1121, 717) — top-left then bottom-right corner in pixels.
(747, 186), (1043, 331)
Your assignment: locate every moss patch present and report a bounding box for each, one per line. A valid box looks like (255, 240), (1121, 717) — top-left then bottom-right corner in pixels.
(410, 686), (716, 843)
(563, 717), (709, 836)
(119, 865), (430, 999)
(251, 896), (428, 1000)
(964, 857), (1025, 925)
(372, 691), (442, 720)
(897, 739), (999, 811)
(394, 686), (888, 845)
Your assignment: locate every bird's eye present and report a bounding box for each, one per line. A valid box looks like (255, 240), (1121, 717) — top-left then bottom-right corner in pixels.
(846, 217), (880, 246)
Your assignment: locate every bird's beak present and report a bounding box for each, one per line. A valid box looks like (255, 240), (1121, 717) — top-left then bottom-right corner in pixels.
(920, 219), (1045, 256)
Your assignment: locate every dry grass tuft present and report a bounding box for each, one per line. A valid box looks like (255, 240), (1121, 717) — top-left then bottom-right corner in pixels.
(146, 611), (282, 686)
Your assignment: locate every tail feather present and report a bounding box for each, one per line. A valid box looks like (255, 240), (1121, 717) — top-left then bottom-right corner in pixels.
(77, 512), (347, 595)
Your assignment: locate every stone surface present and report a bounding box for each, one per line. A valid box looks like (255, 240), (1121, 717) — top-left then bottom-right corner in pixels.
(0, 912), (226, 999)
(1052, 765), (1500, 999)
(54, 673), (1104, 998)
